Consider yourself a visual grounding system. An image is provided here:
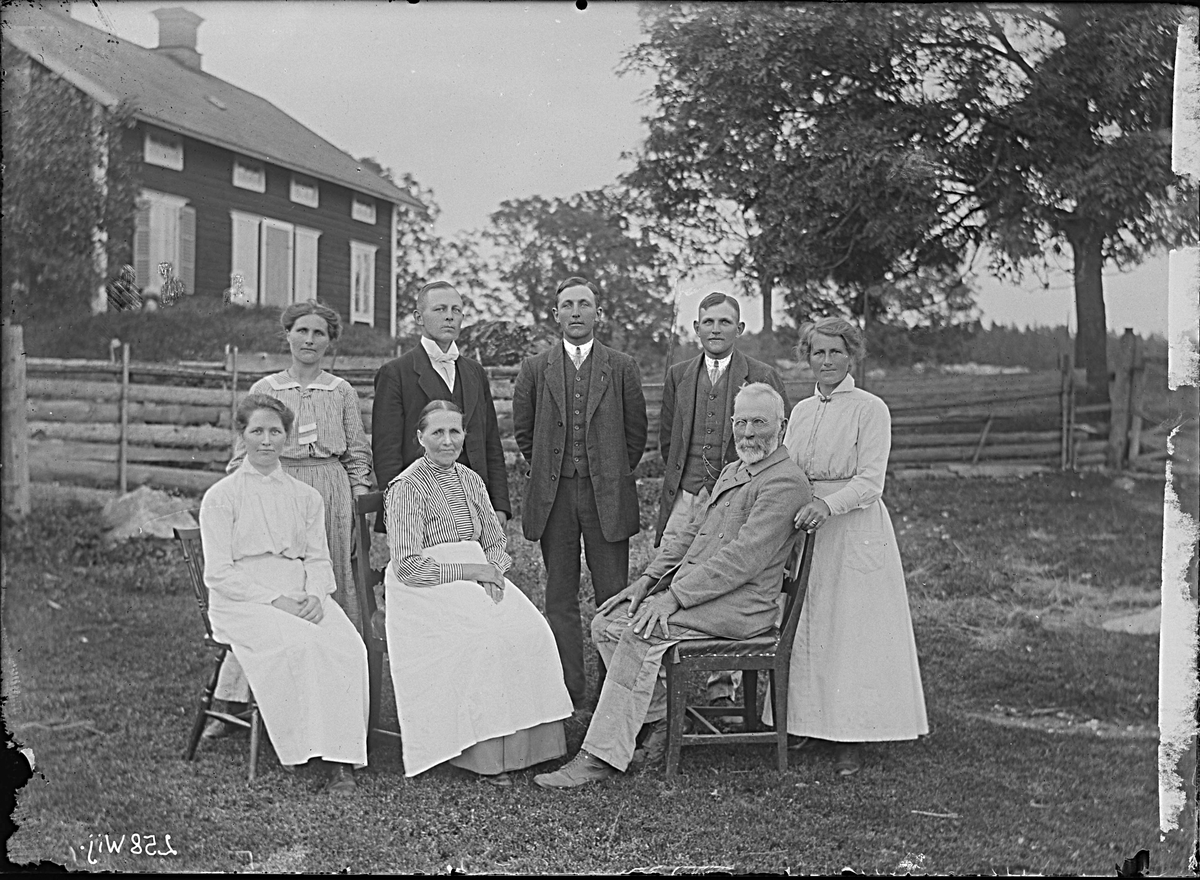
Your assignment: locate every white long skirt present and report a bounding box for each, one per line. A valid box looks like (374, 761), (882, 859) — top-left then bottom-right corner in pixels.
(385, 541), (573, 777)
(767, 492), (929, 742)
(208, 554), (369, 767)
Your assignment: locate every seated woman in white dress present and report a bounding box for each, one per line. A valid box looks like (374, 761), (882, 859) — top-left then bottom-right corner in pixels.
(385, 400), (574, 786)
(199, 393), (370, 794)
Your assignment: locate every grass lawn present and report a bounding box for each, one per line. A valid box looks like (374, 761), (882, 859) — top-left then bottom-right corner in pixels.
(2, 472), (1186, 874)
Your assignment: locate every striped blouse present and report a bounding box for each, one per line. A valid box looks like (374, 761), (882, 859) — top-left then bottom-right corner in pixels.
(386, 456), (511, 587)
(229, 371), (373, 489)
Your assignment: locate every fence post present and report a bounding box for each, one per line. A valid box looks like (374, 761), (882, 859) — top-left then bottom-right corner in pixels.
(118, 343), (130, 493)
(1106, 328), (1135, 469)
(1127, 336), (1145, 464)
(1059, 354), (1071, 470)
(1, 322), (31, 519)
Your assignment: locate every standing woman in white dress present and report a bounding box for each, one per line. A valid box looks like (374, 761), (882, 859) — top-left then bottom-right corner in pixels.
(200, 393), (369, 793)
(772, 316), (927, 776)
(385, 400), (573, 786)
(207, 301), (372, 738)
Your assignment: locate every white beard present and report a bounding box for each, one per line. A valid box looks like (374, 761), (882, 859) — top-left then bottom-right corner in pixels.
(736, 436), (779, 466)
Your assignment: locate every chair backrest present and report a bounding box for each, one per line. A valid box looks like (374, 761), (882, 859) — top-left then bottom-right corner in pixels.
(353, 491), (386, 644)
(174, 526), (217, 641)
(776, 530), (816, 653)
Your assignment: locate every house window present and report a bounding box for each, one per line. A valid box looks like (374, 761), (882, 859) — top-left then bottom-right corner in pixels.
(144, 129), (183, 171)
(351, 196), (377, 225)
(350, 241), (377, 326)
(134, 189), (194, 296)
(232, 157), (266, 192)
(289, 174), (319, 208)
(229, 211), (320, 307)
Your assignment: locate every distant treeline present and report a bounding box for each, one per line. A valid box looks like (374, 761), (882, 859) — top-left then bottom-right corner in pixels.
(721, 323), (1168, 371)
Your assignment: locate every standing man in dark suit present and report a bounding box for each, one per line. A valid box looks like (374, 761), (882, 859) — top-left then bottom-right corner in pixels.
(372, 280), (511, 524)
(513, 276), (648, 710)
(656, 292), (789, 712)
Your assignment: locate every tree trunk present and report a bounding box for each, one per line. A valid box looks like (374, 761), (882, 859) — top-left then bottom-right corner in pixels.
(1063, 220), (1109, 403)
(759, 273), (774, 335)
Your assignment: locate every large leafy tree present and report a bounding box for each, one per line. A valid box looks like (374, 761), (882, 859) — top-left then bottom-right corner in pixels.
(623, 4), (1194, 398)
(484, 188), (677, 353)
(2, 50), (140, 322)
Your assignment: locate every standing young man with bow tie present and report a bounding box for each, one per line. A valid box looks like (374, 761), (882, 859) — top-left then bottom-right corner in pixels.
(373, 281), (511, 524)
(655, 292), (789, 718)
(513, 277), (648, 710)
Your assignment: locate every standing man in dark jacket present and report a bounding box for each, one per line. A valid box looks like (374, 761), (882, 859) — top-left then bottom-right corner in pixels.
(513, 276), (648, 709)
(372, 281), (510, 524)
(655, 292), (788, 711)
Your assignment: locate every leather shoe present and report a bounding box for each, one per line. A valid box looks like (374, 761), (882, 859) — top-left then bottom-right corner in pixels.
(630, 720), (667, 766)
(832, 743), (861, 777)
(324, 763), (357, 794)
(481, 772), (512, 787)
(534, 751), (618, 789)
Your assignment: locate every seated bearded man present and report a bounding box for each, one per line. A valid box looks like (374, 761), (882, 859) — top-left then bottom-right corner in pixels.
(535, 383), (812, 789)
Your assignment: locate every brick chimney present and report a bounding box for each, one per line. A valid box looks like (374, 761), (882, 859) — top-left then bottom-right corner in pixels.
(152, 7), (203, 71)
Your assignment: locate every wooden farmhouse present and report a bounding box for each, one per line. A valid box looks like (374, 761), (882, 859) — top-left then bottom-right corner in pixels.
(2, 4), (422, 334)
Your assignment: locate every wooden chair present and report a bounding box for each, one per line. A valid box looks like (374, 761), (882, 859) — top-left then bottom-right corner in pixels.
(663, 530), (816, 778)
(174, 527), (263, 783)
(352, 491), (402, 749)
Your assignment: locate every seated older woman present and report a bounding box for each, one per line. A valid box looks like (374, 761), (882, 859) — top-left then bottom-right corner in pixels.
(199, 393), (369, 793)
(385, 400), (573, 786)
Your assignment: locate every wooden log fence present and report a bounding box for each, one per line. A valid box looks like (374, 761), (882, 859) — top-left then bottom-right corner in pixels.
(23, 343), (1170, 494)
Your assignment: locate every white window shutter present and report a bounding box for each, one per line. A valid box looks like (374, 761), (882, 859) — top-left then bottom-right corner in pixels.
(178, 205), (196, 295)
(349, 242), (377, 325)
(133, 205), (151, 290)
(230, 211), (260, 304)
(294, 227), (320, 303)
(260, 219), (294, 308)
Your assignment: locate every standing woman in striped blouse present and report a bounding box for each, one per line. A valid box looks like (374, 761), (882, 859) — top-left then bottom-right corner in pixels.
(205, 300), (372, 738)
(385, 400), (573, 785)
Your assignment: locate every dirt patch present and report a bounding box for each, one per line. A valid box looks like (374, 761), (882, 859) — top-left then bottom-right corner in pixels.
(910, 549), (1160, 645)
(964, 705), (1157, 740)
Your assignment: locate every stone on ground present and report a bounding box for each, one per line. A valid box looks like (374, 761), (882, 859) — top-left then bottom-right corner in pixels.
(101, 485), (198, 542)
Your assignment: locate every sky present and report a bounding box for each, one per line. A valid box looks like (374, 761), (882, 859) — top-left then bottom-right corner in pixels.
(68, 0), (1173, 338)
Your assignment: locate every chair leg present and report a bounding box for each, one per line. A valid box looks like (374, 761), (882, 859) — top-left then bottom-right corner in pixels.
(366, 645), (382, 747)
(665, 660), (686, 779)
(184, 649), (224, 761)
(247, 697), (261, 784)
(772, 668), (790, 773)
(743, 669), (759, 732)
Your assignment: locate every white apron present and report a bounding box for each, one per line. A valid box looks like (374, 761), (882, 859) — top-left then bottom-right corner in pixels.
(208, 554), (369, 767)
(385, 541), (573, 777)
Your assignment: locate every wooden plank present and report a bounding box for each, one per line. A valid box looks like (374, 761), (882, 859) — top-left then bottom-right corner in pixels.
(2, 323), (31, 519)
(29, 378), (240, 407)
(28, 398), (229, 426)
(891, 430), (1061, 447)
(29, 421), (231, 449)
(889, 441), (1061, 464)
(29, 453), (221, 493)
(32, 439), (230, 466)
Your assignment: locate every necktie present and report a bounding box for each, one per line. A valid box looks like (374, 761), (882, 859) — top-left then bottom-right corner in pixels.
(572, 346), (584, 369)
(430, 350), (456, 386)
(708, 361), (720, 385)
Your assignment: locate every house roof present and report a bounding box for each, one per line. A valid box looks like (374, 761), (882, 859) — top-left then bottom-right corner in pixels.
(1, 5), (423, 211)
